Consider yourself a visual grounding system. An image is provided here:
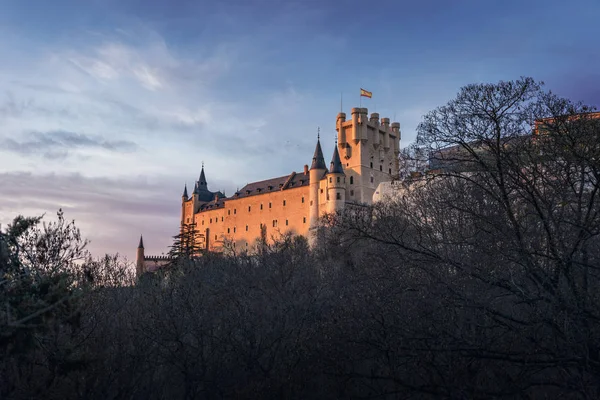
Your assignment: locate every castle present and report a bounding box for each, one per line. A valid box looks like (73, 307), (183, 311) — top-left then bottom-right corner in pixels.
(137, 107), (401, 275)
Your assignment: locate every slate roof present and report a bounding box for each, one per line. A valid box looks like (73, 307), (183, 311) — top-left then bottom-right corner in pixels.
(310, 139), (327, 170)
(329, 145), (345, 175)
(195, 171), (313, 213)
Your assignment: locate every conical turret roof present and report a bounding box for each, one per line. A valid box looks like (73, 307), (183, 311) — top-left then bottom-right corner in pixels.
(198, 166), (207, 188)
(182, 183), (188, 198)
(329, 145), (345, 174)
(138, 235), (144, 249)
(310, 138), (327, 170)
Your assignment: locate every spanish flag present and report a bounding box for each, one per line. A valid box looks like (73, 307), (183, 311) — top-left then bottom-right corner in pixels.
(360, 88), (372, 98)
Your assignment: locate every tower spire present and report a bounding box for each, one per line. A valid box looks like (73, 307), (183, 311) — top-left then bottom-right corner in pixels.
(329, 143), (344, 174)
(182, 183), (188, 198)
(199, 164), (207, 188)
(310, 133), (327, 170)
(138, 235), (144, 249)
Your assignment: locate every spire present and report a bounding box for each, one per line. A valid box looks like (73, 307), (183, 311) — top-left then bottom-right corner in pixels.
(182, 183), (188, 198)
(310, 135), (327, 171)
(198, 163), (207, 189)
(138, 235), (144, 249)
(329, 144), (345, 174)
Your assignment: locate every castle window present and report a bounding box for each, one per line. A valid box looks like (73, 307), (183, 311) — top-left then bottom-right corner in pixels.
(320, 189), (323, 194)
(337, 177), (340, 183)
(370, 162), (373, 168)
(260, 204), (263, 210)
(269, 202), (272, 208)
(283, 200), (286, 206)
(350, 176), (354, 184)
(234, 227), (236, 233)
(303, 217), (306, 223)
(187, 218), (190, 223)
(327, 193), (330, 200)
(336, 192), (341, 200)
(329, 177), (332, 183)
(202, 220), (204, 225)
(215, 235), (217, 240)
(245, 225), (248, 231)
(389, 168), (392, 174)
(227, 228), (230, 234)
(301, 197), (304, 203)
(370, 176), (374, 183)
(234, 209), (237, 215)
(248, 206), (251, 212)
(228, 210), (231, 215)
(310, 201), (313, 206)
(210, 218), (212, 223)
(286, 219), (288, 226)
(221, 217), (224, 222)
(350, 190), (354, 196)
(273, 220), (278, 227)
(380, 165), (383, 171)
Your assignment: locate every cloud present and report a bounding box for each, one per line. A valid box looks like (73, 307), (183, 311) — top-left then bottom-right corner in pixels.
(0, 171), (184, 261)
(2, 130), (138, 159)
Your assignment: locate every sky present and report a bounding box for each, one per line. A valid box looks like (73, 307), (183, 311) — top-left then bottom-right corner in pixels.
(1, 0), (599, 262)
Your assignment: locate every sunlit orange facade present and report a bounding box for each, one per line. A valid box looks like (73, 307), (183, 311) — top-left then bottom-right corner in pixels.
(178, 107), (401, 252)
(136, 107), (401, 273)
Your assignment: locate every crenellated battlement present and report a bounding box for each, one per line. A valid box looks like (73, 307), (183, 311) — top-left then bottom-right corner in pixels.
(144, 255), (172, 261)
(336, 107), (401, 147)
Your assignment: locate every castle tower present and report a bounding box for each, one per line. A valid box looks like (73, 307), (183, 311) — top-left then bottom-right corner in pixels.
(181, 183), (188, 225)
(336, 107), (401, 203)
(326, 144), (346, 214)
(309, 135), (327, 235)
(136, 235), (145, 277)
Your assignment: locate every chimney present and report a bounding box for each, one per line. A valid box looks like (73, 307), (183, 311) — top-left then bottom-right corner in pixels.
(303, 164), (309, 175)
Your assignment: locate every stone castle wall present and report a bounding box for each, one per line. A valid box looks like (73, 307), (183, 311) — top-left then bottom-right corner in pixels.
(184, 184), (311, 251)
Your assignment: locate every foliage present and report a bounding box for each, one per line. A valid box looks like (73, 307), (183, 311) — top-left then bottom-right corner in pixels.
(3, 78), (600, 399)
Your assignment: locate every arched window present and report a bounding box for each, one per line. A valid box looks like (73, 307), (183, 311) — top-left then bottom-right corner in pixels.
(337, 177), (340, 183)
(379, 165), (383, 171)
(336, 192), (341, 200)
(350, 176), (354, 184)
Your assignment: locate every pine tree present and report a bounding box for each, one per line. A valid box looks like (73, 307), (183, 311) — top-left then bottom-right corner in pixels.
(168, 222), (203, 262)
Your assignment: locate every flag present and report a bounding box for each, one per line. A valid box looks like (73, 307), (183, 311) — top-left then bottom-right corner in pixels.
(360, 88), (372, 98)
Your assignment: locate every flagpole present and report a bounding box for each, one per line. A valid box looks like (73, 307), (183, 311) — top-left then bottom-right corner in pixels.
(340, 92), (343, 113)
